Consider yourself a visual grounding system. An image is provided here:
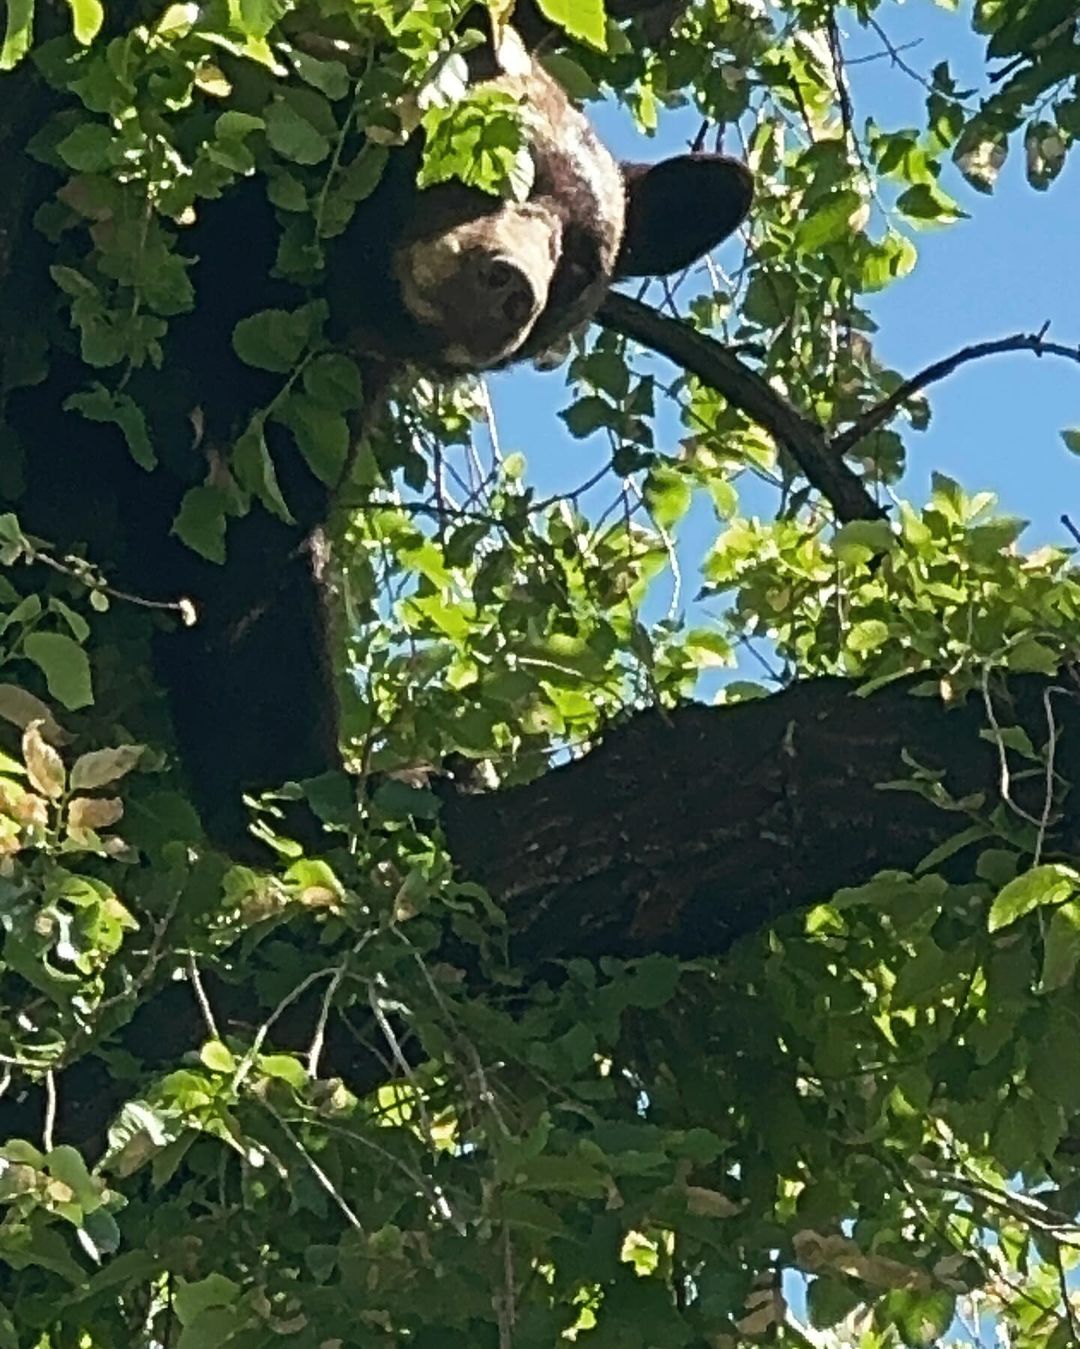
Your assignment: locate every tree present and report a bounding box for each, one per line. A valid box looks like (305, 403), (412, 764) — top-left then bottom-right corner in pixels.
(1, 0), (1080, 1345)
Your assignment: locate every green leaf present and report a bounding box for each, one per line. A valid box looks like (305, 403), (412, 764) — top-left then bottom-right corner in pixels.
(561, 395), (615, 438)
(0, 1220), (86, 1283)
(336, 144), (389, 203)
(989, 864), (1078, 932)
(77, 1208), (120, 1261)
(625, 954), (680, 1009)
(419, 89), (531, 198)
(371, 779), (441, 821)
(500, 1191), (567, 1236)
(539, 52), (598, 100)
(231, 308), (310, 372)
(172, 487), (229, 564)
(880, 1287), (956, 1346)
(302, 353), (363, 411)
(23, 632), (93, 710)
(671, 1127), (725, 1163)
(46, 1145), (100, 1208)
(49, 598), (90, 643)
(1061, 429), (1080, 456)
(916, 822), (988, 874)
(846, 619), (889, 654)
(56, 123), (117, 172)
(807, 1275), (862, 1330)
(858, 231), (918, 292)
(643, 465), (692, 530)
(794, 189), (864, 253)
(684, 629), (731, 668)
(893, 938), (969, 1006)
(258, 1054), (307, 1087)
(267, 172), (308, 212)
(176, 1304), (246, 1349)
(70, 744), (143, 790)
(1028, 1016), (1080, 1111)
(977, 724), (1038, 760)
(1041, 900), (1080, 990)
(275, 392), (348, 485)
(289, 49), (349, 99)
(896, 181), (967, 224)
(64, 385), (156, 470)
(65, 0), (102, 43)
(953, 127), (1007, 193)
(832, 519), (895, 563)
(174, 1272), (242, 1327)
(214, 110), (264, 140)
(199, 1040), (236, 1074)
(536, 0), (607, 49)
(0, 0), (33, 67)
(1005, 636), (1059, 675)
(0, 685), (67, 740)
(236, 0), (291, 40)
(1025, 119), (1068, 190)
(232, 419), (293, 521)
(265, 94), (332, 164)
(515, 1152), (608, 1197)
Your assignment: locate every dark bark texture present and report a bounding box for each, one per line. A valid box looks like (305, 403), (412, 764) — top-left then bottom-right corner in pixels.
(2, 670), (1077, 1154)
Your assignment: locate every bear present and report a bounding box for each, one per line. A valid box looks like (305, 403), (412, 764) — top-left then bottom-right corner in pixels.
(3, 1), (752, 853)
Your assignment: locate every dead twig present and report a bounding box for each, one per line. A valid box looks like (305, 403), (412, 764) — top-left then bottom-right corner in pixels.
(833, 327), (1080, 457)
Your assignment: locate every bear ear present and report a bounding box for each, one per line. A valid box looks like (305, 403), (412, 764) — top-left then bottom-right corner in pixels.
(613, 154), (752, 280)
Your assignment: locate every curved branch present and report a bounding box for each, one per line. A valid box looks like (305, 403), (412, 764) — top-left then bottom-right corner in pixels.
(833, 329), (1080, 457)
(598, 292), (883, 523)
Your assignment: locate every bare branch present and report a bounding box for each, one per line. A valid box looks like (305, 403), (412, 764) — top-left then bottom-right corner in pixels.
(43, 1070), (56, 1153)
(833, 329), (1080, 457)
(598, 292), (883, 523)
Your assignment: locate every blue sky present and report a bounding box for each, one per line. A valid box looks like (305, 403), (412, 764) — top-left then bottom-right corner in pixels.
(486, 0), (1080, 580)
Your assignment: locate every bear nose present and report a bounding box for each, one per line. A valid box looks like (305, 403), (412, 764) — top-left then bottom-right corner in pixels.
(480, 258), (536, 327)
(482, 259), (520, 290)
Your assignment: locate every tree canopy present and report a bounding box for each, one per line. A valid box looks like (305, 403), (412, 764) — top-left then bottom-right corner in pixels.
(2, 0), (1080, 1346)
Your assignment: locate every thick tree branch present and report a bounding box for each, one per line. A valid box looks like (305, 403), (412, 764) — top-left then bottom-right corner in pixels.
(833, 329), (1080, 457)
(600, 299), (1080, 518)
(598, 292), (883, 523)
(4, 670), (1078, 1153)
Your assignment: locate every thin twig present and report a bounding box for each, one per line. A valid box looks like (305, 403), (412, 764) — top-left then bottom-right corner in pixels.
(232, 966), (342, 1089)
(1055, 1244), (1080, 1342)
(1035, 685), (1064, 865)
(187, 954), (221, 1040)
(826, 15), (865, 178)
(43, 1069), (56, 1152)
(846, 39), (923, 66)
(497, 1224), (516, 1349)
(366, 980), (435, 1138)
(307, 965), (346, 1079)
(28, 546), (191, 618)
(259, 1099), (366, 1233)
(833, 329), (1080, 457)
(989, 15), (1078, 85)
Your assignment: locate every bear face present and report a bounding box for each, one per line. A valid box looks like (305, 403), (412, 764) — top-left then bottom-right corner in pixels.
(323, 12), (752, 376)
(390, 25), (627, 370)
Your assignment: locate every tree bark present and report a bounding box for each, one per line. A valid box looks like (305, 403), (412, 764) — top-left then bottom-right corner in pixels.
(3, 670), (1077, 1153)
